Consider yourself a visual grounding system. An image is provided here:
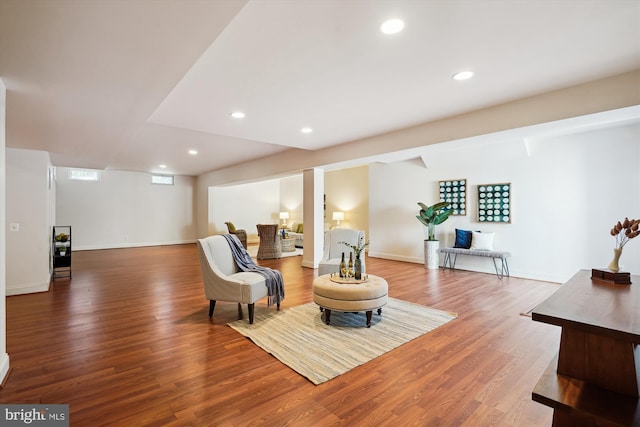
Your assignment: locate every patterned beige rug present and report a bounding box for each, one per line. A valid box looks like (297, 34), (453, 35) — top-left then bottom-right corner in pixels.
(228, 298), (457, 385)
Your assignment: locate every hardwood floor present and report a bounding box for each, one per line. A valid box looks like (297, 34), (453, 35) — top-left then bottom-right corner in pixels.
(0, 244), (561, 426)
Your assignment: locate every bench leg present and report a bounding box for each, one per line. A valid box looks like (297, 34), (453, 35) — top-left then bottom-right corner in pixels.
(503, 258), (510, 277)
(441, 252), (458, 270)
(441, 252), (450, 269)
(492, 257), (510, 279)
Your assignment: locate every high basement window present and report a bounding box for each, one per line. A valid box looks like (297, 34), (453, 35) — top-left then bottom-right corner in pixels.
(68, 169), (100, 181)
(151, 175), (174, 185)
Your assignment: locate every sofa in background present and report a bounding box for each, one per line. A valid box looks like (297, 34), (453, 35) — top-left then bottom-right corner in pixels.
(288, 222), (304, 248)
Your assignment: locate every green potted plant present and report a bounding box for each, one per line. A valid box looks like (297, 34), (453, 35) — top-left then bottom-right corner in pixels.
(55, 233), (69, 242)
(416, 202), (453, 269)
(55, 233), (69, 256)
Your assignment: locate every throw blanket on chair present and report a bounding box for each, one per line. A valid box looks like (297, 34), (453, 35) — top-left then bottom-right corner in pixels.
(223, 234), (285, 306)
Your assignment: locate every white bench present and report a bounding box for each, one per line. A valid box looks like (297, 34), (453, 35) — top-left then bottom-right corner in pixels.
(439, 247), (511, 279)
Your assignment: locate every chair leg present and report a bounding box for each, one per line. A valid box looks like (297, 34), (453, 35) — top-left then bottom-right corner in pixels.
(248, 303), (255, 324)
(208, 300), (216, 317)
(237, 303), (243, 320)
(277, 302), (281, 311)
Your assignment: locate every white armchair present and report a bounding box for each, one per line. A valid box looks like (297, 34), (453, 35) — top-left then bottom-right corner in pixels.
(197, 235), (280, 323)
(318, 228), (367, 276)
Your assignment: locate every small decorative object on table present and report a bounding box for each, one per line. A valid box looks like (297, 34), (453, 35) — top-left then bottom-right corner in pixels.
(339, 252), (347, 278)
(340, 236), (369, 280)
(607, 217), (639, 273)
(329, 272), (369, 284)
(591, 268), (631, 285)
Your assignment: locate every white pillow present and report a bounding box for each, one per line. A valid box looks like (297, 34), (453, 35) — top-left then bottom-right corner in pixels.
(471, 231), (494, 250)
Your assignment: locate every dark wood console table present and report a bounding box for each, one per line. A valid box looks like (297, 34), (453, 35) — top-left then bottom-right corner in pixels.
(531, 269), (639, 427)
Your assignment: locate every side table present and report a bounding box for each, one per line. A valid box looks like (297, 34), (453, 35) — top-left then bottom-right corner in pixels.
(281, 237), (296, 252)
(531, 269), (639, 426)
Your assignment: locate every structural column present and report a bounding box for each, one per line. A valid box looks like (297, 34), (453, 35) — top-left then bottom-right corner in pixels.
(301, 168), (324, 269)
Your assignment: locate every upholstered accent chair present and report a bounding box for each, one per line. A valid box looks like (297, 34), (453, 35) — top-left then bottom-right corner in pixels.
(318, 228), (367, 276)
(225, 221), (247, 249)
(256, 224), (282, 259)
(197, 235), (280, 324)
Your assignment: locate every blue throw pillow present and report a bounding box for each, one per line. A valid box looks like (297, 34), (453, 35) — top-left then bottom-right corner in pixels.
(454, 229), (473, 249)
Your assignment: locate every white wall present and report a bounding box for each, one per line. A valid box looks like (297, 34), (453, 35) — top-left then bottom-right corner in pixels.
(56, 168), (196, 250)
(6, 148), (55, 295)
(279, 174), (303, 227)
(369, 123), (640, 282)
(208, 178), (281, 243)
(0, 77), (9, 384)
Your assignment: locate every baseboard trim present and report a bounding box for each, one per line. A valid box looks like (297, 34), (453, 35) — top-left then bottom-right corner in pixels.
(6, 280), (50, 296)
(0, 353), (10, 388)
(301, 259), (318, 269)
(367, 251), (563, 283)
(367, 251), (422, 264)
(74, 239), (197, 251)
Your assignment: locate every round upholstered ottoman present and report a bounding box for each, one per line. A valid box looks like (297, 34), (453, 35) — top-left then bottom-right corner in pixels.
(312, 274), (388, 327)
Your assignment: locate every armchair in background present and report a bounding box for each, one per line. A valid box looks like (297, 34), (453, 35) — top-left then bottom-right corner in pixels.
(225, 221), (247, 249)
(318, 228), (367, 276)
(256, 224), (282, 259)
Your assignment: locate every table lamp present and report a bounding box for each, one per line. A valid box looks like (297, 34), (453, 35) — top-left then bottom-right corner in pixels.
(332, 211), (344, 227)
(279, 211), (289, 227)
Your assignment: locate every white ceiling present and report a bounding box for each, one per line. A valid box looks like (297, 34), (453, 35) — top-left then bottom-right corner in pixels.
(1, 0), (639, 176)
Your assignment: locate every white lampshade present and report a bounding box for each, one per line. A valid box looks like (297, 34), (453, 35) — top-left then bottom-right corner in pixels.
(332, 212), (344, 221)
(279, 212), (289, 220)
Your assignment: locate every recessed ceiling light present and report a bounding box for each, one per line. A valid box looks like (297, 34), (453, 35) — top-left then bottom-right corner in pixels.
(159, 164), (167, 169)
(380, 19), (404, 35)
(230, 111), (245, 119)
(188, 149), (198, 155)
(452, 71), (474, 81)
(301, 127), (313, 134)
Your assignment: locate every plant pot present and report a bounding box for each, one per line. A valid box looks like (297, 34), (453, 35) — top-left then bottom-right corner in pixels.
(424, 240), (439, 270)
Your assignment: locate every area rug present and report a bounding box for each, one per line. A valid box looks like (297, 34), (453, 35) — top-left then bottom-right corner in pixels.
(228, 298), (457, 385)
(246, 245), (302, 259)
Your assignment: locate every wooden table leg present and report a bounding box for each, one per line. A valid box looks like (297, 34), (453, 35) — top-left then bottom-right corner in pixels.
(558, 328), (639, 397)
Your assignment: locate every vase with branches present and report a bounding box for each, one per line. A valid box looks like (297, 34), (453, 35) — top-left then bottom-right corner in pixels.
(608, 217), (640, 272)
(340, 236), (369, 279)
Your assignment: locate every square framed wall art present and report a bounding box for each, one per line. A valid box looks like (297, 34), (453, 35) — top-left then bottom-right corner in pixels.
(439, 179), (467, 216)
(477, 183), (511, 223)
